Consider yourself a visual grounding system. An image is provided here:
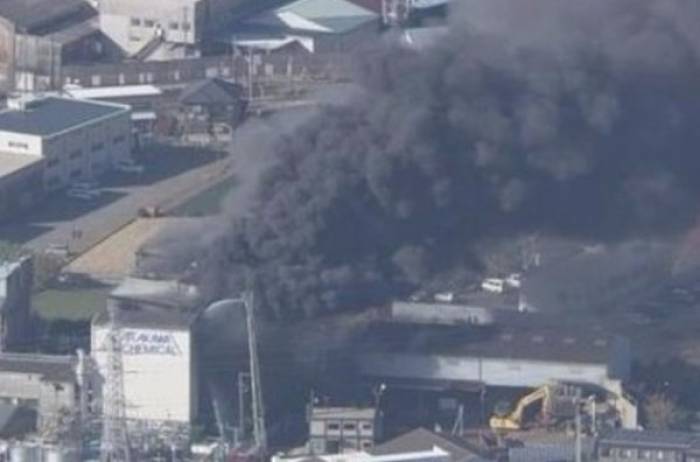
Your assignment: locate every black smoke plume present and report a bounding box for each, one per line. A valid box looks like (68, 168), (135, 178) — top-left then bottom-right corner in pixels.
(157, 0), (700, 320)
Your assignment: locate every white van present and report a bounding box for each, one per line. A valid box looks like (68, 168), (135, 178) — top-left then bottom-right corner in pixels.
(481, 278), (505, 294)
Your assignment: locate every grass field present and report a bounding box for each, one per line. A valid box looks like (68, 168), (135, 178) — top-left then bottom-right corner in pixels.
(172, 176), (237, 217)
(33, 287), (111, 321)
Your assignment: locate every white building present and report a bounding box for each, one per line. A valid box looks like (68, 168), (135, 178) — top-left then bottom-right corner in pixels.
(0, 96), (131, 191)
(99, 0), (251, 58)
(91, 278), (202, 439)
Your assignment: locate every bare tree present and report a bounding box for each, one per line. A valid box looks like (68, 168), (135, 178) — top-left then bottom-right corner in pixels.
(644, 393), (686, 430)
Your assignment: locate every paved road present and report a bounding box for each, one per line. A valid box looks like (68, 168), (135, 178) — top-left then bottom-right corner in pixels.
(0, 144), (232, 255)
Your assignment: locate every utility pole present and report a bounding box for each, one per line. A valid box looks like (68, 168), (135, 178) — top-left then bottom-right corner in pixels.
(100, 306), (132, 462)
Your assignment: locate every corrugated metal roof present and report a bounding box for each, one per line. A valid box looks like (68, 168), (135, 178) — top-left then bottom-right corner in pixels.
(0, 97), (129, 137)
(278, 0), (376, 19)
(599, 429), (700, 449)
(0, 353), (76, 383)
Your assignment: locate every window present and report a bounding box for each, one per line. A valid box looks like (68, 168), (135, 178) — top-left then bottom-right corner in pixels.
(182, 22), (191, 31)
(69, 149), (82, 159)
(640, 449), (652, 460)
(657, 451), (666, 460)
(343, 423), (356, 431)
(92, 142), (104, 152)
(169, 22), (179, 30)
(113, 135), (126, 145)
(47, 158), (59, 168)
(327, 423), (340, 431)
(361, 423), (372, 431)
(70, 168), (82, 178)
(620, 448), (634, 459)
(144, 19), (155, 28)
(131, 17), (141, 26)
(362, 441), (372, 449)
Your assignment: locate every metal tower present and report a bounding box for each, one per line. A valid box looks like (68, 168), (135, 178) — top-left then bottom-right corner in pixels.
(100, 307), (132, 462)
(244, 291), (267, 454)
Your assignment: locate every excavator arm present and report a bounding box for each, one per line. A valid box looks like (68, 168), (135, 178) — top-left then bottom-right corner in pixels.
(489, 386), (550, 431)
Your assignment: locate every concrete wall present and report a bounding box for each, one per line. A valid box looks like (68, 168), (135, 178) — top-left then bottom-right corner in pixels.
(92, 324), (196, 424)
(0, 257), (33, 351)
(390, 301), (496, 326)
(359, 353), (613, 388)
(0, 18), (15, 92)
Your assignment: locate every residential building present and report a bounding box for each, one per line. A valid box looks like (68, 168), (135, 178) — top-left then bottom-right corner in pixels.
(0, 255), (33, 351)
(597, 429), (700, 462)
(0, 0), (103, 92)
(90, 277), (203, 445)
(0, 95), (131, 191)
(309, 407), (379, 454)
(177, 77), (246, 142)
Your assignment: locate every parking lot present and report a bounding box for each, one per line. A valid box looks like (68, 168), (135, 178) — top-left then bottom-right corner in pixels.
(0, 142), (230, 255)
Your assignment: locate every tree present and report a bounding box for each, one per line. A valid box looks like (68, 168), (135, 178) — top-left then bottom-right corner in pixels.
(644, 393), (687, 430)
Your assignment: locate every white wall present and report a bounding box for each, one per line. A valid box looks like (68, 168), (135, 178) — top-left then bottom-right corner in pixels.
(359, 353), (612, 388)
(100, 0), (201, 55)
(92, 325), (196, 424)
(0, 131), (42, 156)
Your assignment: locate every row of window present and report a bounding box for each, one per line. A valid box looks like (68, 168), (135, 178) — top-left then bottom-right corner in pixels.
(324, 422), (373, 432)
(600, 446), (682, 461)
(130, 17), (191, 31)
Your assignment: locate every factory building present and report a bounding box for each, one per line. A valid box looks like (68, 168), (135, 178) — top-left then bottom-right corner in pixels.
(0, 255), (33, 351)
(225, 0), (380, 54)
(0, 95), (131, 192)
(355, 314), (637, 429)
(0, 0), (104, 92)
(309, 407), (379, 454)
(597, 429), (700, 462)
(90, 277), (202, 442)
(0, 352), (84, 436)
(98, 0), (255, 59)
(357, 317), (631, 390)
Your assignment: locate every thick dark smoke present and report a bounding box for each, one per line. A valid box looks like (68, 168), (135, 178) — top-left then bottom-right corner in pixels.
(159, 0), (700, 319)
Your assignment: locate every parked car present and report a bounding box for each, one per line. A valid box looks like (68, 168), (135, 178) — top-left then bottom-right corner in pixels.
(66, 188), (94, 200)
(114, 158), (145, 174)
(70, 181), (101, 198)
(481, 278), (505, 294)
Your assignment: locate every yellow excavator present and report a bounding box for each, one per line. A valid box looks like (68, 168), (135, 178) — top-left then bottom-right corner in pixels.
(489, 383), (580, 431)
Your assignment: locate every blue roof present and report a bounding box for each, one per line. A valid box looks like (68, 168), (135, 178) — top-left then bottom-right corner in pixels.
(0, 97), (128, 137)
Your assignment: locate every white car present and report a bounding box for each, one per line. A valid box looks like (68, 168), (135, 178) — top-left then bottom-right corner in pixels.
(481, 278), (505, 294)
(70, 181), (101, 198)
(66, 188), (94, 200)
(114, 159), (145, 174)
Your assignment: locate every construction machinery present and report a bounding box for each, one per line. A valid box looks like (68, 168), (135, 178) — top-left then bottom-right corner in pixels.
(489, 383), (581, 432)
